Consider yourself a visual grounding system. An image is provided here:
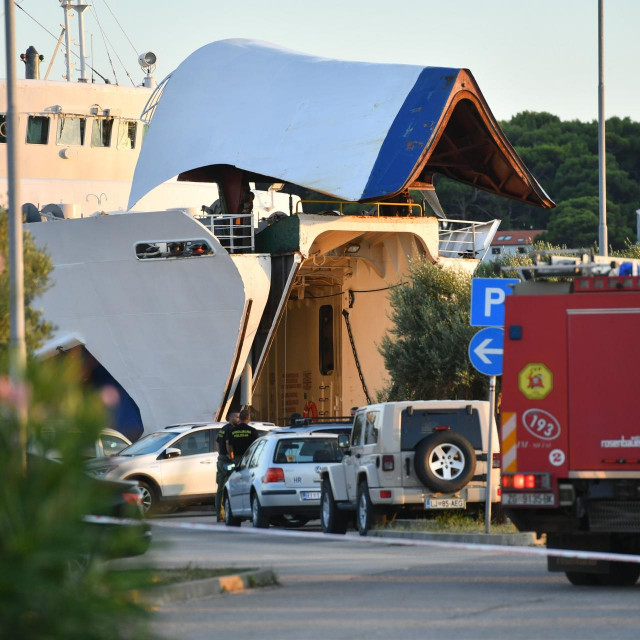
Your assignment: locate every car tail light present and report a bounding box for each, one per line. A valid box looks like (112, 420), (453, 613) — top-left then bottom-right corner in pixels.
(492, 453), (501, 468)
(502, 473), (551, 490)
(122, 491), (142, 506)
(435, 425), (450, 431)
(382, 455), (394, 471)
(262, 467), (285, 483)
(380, 490), (392, 499)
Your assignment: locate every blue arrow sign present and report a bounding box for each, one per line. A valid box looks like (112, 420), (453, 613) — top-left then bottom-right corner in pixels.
(470, 278), (519, 327)
(469, 327), (504, 376)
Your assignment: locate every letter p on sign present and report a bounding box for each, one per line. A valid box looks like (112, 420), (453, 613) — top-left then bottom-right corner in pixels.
(470, 278), (519, 327)
(484, 287), (506, 317)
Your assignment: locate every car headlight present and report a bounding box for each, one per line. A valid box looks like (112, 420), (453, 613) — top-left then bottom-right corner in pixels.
(87, 465), (113, 478)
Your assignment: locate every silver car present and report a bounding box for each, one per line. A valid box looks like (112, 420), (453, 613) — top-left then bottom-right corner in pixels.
(223, 432), (344, 528)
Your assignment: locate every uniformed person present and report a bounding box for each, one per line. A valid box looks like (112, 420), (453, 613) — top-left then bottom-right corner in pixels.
(215, 411), (239, 520)
(226, 410), (259, 461)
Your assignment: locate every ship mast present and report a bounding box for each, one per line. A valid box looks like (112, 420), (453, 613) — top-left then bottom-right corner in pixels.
(60, 0), (91, 82)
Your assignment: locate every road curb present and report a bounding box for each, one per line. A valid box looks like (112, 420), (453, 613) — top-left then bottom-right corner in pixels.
(132, 567), (278, 606)
(370, 529), (541, 546)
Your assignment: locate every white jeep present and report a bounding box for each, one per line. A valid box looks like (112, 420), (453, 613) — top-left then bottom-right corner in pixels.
(320, 400), (500, 535)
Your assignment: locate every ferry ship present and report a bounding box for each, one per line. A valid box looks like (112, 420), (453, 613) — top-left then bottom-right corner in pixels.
(3, 12), (554, 436)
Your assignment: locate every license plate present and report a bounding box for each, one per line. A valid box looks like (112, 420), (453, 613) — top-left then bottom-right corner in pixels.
(425, 498), (465, 509)
(301, 491), (321, 501)
(502, 492), (555, 506)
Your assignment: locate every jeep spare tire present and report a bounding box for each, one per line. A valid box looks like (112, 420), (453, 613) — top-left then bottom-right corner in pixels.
(414, 431), (476, 493)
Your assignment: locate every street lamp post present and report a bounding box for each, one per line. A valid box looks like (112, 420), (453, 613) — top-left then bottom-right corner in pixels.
(598, 0), (608, 257)
(4, 0), (28, 470)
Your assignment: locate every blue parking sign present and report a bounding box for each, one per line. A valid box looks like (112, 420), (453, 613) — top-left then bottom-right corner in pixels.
(470, 278), (519, 327)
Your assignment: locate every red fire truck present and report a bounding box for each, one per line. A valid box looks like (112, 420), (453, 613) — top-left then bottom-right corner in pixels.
(500, 253), (640, 586)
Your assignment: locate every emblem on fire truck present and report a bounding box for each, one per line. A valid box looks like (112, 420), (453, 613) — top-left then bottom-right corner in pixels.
(518, 363), (553, 400)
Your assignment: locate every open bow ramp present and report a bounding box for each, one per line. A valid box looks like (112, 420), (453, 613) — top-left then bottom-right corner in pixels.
(130, 39), (554, 209)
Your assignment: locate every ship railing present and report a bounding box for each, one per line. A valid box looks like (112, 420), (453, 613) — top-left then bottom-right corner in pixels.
(295, 200), (424, 216)
(438, 219), (488, 259)
(196, 213), (255, 253)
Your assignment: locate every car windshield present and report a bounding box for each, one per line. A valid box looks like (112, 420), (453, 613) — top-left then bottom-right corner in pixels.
(119, 431), (179, 456)
(272, 437), (342, 464)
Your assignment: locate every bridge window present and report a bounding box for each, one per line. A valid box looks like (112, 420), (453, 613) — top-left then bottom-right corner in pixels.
(26, 116), (50, 144)
(91, 118), (113, 147)
(57, 116), (86, 145)
(135, 239), (214, 260)
(116, 120), (137, 149)
(0, 115), (6, 143)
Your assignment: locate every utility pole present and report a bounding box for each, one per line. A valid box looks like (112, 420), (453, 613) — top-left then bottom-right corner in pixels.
(4, 0), (28, 471)
(598, 0), (608, 256)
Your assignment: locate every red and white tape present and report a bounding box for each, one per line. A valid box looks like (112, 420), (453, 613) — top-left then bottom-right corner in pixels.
(85, 515), (640, 565)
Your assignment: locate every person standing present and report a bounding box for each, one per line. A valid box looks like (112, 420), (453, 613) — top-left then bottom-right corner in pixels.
(226, 410), (259, 461)
(215, 411), (239, 521)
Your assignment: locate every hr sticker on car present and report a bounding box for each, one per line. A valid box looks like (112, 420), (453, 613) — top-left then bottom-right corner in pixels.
(522, 409), (561, 441)
(549, 449), (565, 466)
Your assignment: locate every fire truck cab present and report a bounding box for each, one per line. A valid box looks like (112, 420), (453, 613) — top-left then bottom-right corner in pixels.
(500, 252), (640, 586)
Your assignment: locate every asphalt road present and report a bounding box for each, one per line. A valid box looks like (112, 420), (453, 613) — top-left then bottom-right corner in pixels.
(122, 510), (640, 640)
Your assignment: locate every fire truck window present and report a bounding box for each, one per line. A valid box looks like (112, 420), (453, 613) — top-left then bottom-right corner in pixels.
(26, 116), (50, 144)
(91, 118), (113, 147)
(117, 120), (137, 150)
(57, 116), (86, 145)
(319, 305), (334, 375)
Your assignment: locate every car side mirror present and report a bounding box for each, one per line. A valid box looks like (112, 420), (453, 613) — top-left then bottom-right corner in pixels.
(165, 447), (181, 459)
(337, 434), (350, 454)
(225, 461), (236, 472)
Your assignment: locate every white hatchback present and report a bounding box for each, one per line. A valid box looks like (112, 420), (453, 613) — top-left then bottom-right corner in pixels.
(223, 432), (344, 528)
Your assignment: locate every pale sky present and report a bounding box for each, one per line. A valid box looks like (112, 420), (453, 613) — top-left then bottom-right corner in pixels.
(3, 0), (639, 123)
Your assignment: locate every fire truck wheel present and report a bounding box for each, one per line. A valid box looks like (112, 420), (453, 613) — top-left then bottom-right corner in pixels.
(565, 571), (599, 586)
(597, 563), (640, 586)
(414, 431), (476, 493)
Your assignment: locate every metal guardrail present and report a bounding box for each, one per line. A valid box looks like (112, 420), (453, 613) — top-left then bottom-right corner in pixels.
(438, 218), (487, 258)
(196, 213), (255, 253)
(295, 200), (424, 216)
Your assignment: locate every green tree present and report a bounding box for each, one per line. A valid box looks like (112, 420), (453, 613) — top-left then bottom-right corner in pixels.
(434, 112), (640, 250)
(379, 259), (487, 401)
(0, 209), (54, 357)
(536, 196), (633, 249)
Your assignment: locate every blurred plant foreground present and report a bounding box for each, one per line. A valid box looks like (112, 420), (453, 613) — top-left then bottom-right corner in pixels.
(0, 359), (156, 639)
(0, 210), (156, 638)
(0, 358), (158, 640)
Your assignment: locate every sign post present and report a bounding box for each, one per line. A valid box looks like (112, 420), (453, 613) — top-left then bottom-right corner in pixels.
(469, 278), (517, 533)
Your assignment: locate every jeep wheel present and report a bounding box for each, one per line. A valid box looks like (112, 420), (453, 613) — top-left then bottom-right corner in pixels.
(224, 493), (241, 527)
(356, 480), (375, 537)
(414, 431), (476, 493)
(320, 481), (348, 534)
(251, 494), (269, 528)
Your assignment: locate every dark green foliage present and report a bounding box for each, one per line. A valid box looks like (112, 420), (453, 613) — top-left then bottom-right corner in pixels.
(434, 112), (640, 250)
(379, 260), (487, 401)
(0, 359), (154, 639)
(536, 196), (632, 249)
(0, 209), (54, 358)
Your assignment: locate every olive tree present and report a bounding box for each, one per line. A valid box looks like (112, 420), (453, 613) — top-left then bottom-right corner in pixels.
(379, 259), (487, 401)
